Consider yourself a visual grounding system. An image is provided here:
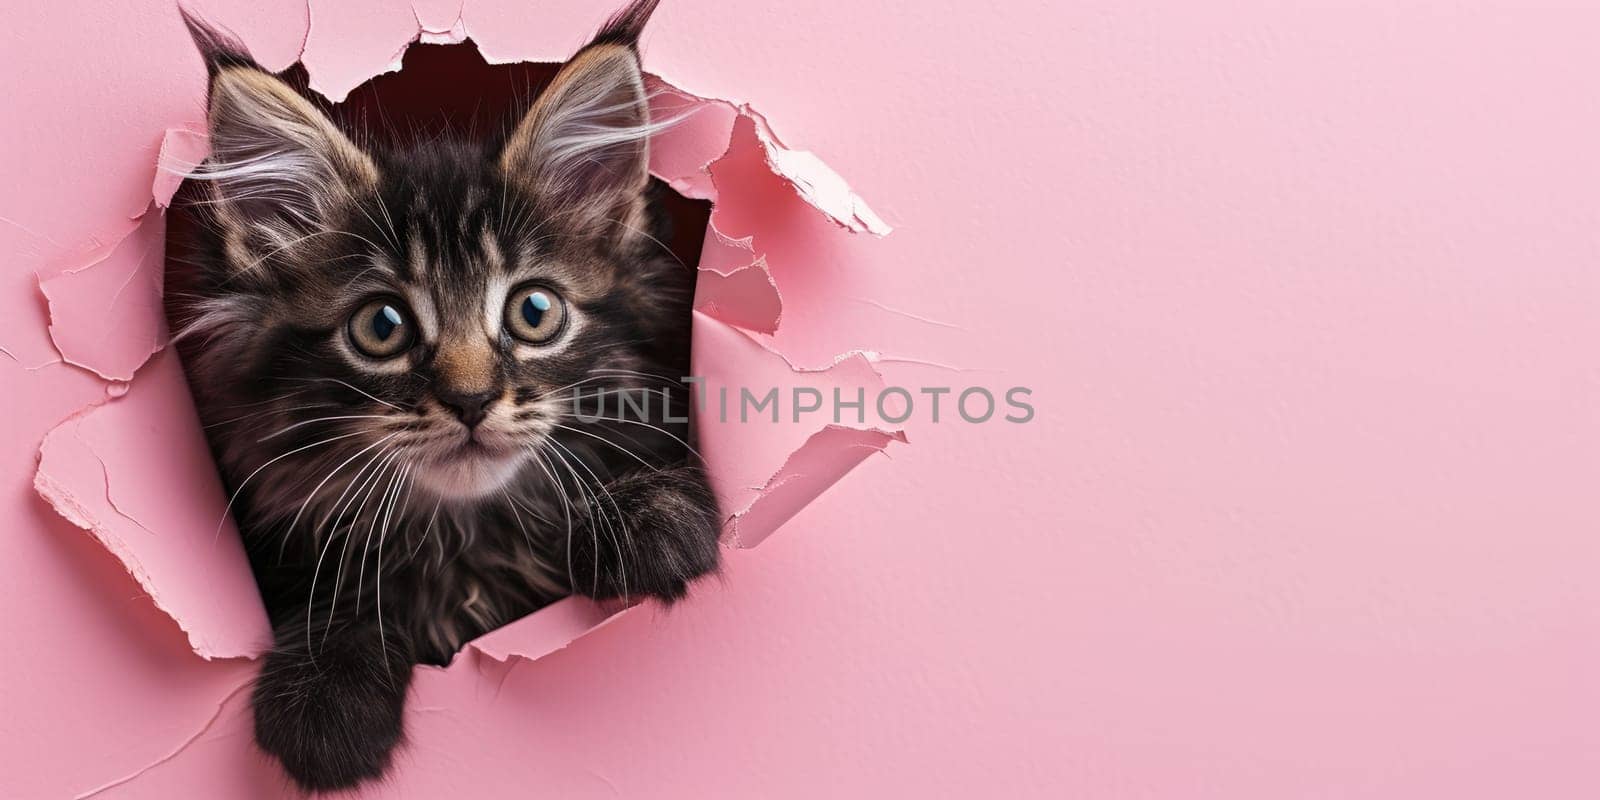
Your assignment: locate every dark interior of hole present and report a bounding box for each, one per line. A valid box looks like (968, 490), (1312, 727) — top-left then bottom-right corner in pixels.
(163, 42), (713, 653)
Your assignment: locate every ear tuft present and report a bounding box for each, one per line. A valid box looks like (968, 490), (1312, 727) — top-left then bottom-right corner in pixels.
(186, 27), (378, 260)
(498, 1), (669, 243)
(592, 0), (662, 49)
(178, 6), (258, 80)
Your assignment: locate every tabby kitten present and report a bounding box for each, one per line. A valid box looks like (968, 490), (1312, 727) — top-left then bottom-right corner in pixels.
(173, 1), (719, 791)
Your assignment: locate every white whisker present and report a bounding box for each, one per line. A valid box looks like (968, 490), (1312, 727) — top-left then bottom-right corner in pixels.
(257, 415), (392, 442)
(375, 461), (412, 679)
(549, 438), (632, 601)
(324, 448), (401, 644)
(216, 430), (370, 544)
(277, 431), (396, 562)
(549, 421), (659, 472)
(557, 412), (703, 461)
(284, 377), (404, 411)
(523, 443), (576, 590)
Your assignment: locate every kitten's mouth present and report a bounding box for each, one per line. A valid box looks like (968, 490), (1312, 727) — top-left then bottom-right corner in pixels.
(461, 436), (512, 457)
(411, 435), (525, 500)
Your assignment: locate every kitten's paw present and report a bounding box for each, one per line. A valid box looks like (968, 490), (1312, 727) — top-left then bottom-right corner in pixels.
(574, 465), (721, 603)
(252, 638), (410, 793)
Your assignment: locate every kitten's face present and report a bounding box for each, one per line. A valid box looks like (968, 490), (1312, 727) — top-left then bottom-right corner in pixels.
(258, 158), (648, 501)
(179, 37), (682, 508)
(327, 228), (580, 500)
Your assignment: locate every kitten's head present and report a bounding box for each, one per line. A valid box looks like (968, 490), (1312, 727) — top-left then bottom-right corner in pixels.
(175, 1), (686, 508)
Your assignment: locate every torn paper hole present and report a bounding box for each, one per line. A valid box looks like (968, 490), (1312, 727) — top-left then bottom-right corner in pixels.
(37, 35), (900, 672)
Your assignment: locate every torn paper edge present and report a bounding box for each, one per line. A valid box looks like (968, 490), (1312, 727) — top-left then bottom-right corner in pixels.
(34, 404), (232, 658)
(725, 425), (907, 549)
(38, 206), (168, 382)
(742, 107), (892, 237)
(693, 222), (783, 334)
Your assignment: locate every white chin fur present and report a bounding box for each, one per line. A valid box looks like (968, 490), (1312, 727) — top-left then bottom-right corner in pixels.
(413, 450), (525, 500)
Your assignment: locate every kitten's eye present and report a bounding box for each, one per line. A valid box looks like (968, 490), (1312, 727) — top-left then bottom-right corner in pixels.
(505, 284), (567, 344)
(347, 298), (416, 358)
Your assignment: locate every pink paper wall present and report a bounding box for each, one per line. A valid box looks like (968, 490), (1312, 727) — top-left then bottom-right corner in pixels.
(3, 1), (1596, 797)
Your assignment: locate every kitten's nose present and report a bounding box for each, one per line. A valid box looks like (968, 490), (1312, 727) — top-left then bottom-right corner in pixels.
(438, 389), (495, 428)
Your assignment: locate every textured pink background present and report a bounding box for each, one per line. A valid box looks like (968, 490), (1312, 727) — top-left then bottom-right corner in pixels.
(4, 1), (1598, 797)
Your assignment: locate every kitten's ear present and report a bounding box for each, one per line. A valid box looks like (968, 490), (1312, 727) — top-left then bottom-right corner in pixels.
(499, 0), (661, 243)
(182, 10), (377, 247)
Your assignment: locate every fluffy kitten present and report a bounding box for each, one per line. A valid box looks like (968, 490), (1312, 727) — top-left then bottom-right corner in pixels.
(171, 1), (720, 791)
